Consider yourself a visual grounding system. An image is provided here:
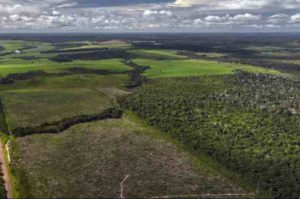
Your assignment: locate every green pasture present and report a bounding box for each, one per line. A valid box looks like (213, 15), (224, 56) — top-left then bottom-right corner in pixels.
(0, 58), (131, 77)
(133, 58), (281, 78)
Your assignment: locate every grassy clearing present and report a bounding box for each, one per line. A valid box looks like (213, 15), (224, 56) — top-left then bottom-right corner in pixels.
(133, 58), (281, 78)
(11, 113), (246, 198)
(128, 49), (186, 59)
(0, 58), (131, 77)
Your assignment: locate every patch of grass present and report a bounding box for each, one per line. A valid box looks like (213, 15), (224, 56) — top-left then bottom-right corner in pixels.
(133, 59), (281, 78)
(11, 114), (246, 198)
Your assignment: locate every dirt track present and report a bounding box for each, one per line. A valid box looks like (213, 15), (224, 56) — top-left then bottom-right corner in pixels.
(0, 139), (12, 199)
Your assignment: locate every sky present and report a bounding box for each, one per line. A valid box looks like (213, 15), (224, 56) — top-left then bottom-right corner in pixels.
(0, 0), (299, 32)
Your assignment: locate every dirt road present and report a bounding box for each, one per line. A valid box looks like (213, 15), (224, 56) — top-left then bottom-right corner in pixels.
(0, 139), (13, 199)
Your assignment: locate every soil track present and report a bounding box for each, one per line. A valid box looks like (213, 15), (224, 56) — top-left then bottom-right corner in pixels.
(0, 139), (12, 198)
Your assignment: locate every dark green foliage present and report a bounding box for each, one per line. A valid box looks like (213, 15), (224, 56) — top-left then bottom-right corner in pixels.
(0, 71), (49, 84)
(50, 49), (132, 62)
(124, 59), (149, 88)
(13, 107), (123, 137)
(0, 100), (9, 135)
(121, 71), (300, 199)
(66, 67), (126, 75)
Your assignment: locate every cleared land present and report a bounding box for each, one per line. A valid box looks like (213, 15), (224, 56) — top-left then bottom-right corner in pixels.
(11, 113), (247, 198)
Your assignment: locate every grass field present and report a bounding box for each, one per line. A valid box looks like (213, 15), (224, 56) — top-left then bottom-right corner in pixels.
(0, 73), (128, 129)
(11, 113), (246, 198)
(133, 58), (281, 78)
(0, 58), (131, 77)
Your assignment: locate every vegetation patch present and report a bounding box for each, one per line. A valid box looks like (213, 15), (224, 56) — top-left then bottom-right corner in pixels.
(133, 59), (280, 78)
(121, 71), (300, 199)
(0, 58), (131, 77)
(13, 107), (122, 137)
(11, 114), (246, 198)
(0, 100), (9, 135)
(1, 88), (112, 129)
(128, 49), (186, 59)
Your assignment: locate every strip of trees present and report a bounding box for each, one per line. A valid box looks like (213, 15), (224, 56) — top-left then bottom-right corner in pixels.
(13, 108), (123, 137)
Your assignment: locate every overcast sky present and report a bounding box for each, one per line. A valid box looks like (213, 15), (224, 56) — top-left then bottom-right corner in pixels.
(0, 0), (300, 32)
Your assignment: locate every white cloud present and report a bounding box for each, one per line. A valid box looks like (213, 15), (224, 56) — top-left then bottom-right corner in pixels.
(143, 10), (172, 17)
(204, 15), (229, 23)
(174, 0), (300, 10)
(290, 13), (300, 23)
(52, 10), (60, 15)
(231, 13), (261, 23)
(268, 14), (290, 24)
(202, 13), (261, 26)
(0, 0), (299, 31)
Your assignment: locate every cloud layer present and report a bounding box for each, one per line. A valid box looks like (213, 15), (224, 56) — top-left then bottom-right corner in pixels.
(0, 0), (299, 31)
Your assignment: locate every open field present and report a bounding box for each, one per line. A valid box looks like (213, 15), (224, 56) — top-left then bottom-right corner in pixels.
(11, 113), (247, 198)
(133, 58), (282, 78)
(0, 58), (131, 77)
(0, 73), (128, 129)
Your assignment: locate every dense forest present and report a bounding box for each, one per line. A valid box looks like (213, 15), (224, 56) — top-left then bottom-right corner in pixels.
(121, 71), (300, 199)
